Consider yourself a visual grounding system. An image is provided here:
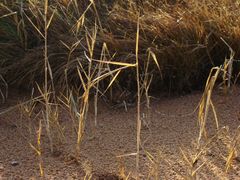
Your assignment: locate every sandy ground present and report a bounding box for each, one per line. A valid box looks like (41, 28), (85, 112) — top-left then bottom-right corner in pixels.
(0, 87), (240, 179)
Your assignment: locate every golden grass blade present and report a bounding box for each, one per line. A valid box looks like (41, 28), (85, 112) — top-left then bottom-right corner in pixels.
(38, 119), (44, 177)
(116, 153), (138, 158)
(60, 40), (71, 50)
(77, 66), (87, 91)
(145, 151), (155, 164)
(221, 38), (235, 90)
(29, 143), (41, 156)
(37, 119), (42, 152)
(103, 70), (121, 94)
(91, 66), (129, 85)
(79, 55), (90, 78)
(72, 40), (82, 51)
(29, 119), (44, 177)
(198, 67), (222, 145)
(47, 61), (53, 81)
(91, 59), (136, 67)
(0, 3), (13, 12)
(192, 161), (207, 177)
(23, 12), (45, 39)
(76, 16), (85, 35)
(44, 0), (48, 16)
(147, 48), (162, 74)
(225, 127), (240, 172)
(91, 0), (102, 30)
(210, 99), (219, 130)
(225, 149), (235, 172)
(71, 2), (93, 34)
(180, 148), (192, 167)
(46, 9), (56, 30)
(0, 11), (17, 19)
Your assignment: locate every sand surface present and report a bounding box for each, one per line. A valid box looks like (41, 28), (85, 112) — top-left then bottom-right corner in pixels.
(0, 87), (240, 179)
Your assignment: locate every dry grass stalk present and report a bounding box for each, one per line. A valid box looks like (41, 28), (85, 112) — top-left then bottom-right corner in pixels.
(198, 45), (236, 146)
(82, 160), (93, 180)
(135, 14), (141, 180)
(221, 38), (235, 93)
(198, 66), (221, 146)
(29, 119), (44, 177)
(1, 1), (240, 179)
(74, 22), (136, 154)
(1, 0), (240, 92)
(75, 24), (97, 153)
(225, 126), (240, 172)
(94, 43), (108, 127)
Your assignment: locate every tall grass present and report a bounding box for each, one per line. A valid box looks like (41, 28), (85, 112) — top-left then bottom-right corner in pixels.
(1, 0), (240, 92)
(0, 0), (240, 179)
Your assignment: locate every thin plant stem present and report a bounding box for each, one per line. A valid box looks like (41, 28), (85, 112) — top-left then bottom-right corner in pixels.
(135, 14), (141, 180)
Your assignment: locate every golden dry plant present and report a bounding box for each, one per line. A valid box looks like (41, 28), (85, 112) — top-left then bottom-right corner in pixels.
(29, 119), (44, 177)
(1, 0), (240, 92)
(0, 0), (240, 179)
(197, 43), (235, 147)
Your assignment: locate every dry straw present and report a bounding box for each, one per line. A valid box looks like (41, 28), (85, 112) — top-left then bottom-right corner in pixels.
(1, 0), (240, 178)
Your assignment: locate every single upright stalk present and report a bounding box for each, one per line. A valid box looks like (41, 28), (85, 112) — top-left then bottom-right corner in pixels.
(44, 0), (53, 153)
(44, 0), (48, 101)
(44, 0), (48, 107)
(135, 15), (141, 179)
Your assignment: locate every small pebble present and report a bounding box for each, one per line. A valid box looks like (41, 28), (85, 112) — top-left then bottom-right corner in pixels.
(11, 160), (19, 166)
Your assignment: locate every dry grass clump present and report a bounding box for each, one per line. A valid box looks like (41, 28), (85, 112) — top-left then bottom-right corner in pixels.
(104, 0), (240, 92)
(0, 0), (240, 93)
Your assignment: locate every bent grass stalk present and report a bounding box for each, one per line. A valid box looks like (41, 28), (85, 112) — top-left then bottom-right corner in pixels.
(196, 46), (237, 174)
(198, 66), (221, 146)
(198, 50), (235, 147)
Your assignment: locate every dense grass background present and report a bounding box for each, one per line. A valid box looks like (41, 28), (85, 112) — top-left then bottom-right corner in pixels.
(1, 0), (240, 94)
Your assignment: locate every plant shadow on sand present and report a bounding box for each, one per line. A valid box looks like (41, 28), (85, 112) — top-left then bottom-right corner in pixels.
(0, 86), (240, 179)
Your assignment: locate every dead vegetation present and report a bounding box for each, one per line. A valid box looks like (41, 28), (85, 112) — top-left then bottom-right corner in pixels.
(0, 0), (240, 179)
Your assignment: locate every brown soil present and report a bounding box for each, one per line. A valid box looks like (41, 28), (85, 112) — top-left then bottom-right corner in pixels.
(0, 87), (240, 179)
